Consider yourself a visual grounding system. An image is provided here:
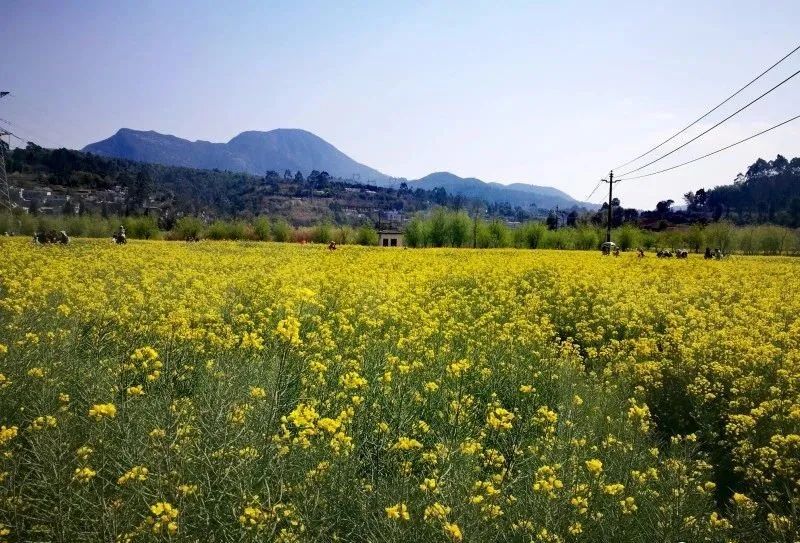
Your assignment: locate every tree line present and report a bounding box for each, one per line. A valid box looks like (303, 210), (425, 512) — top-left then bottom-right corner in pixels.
(401, 209), (800, 254)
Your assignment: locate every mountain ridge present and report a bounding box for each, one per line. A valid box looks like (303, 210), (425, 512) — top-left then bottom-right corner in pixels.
(83, 128), (591, 209)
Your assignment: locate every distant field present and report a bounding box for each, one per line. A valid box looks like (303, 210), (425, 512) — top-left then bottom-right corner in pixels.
(0, 240), (798, 542)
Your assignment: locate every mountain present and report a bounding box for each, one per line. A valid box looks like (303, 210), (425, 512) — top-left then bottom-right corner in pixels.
(411, 172), (589, 210)
(84, 128), (591, 209)
(84, 128), (392, 184)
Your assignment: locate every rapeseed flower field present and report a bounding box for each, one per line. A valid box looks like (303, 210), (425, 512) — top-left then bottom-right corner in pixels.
(0, 238), (798, 542)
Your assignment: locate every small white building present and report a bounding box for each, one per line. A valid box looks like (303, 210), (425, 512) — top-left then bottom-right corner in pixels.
(378, 230), (404, 247)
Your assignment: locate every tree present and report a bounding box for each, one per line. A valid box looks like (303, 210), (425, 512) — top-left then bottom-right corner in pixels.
(690, 188), (708, 211)
(789, 197), (800, 228)
(684, 224), (705, 253)
(612, 205), (624, 228)
(284, 169), (292, 180)
(404, 216), (426, 248)
(545, 211), (558, 230)
(772, 154), (788, 171)
(622, 208), (639, 223)
(431, 187), (448, 206)
(130, 170), (154, 207)
(566, 210), (579, 227)
(428, 209), (449, 247)
(486, 219), (511, 247)
(448, 211), (471, 247)
(746, 158), (769, 178)
(656, 199), (674, 215)
(294, 171), (304, 183)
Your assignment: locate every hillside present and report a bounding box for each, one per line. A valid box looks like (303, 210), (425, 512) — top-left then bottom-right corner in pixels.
(411, 172), (588, 210)
(83, 128), (590, 210)
(3, 144), (481, 225)
(84, 128), (392, 184)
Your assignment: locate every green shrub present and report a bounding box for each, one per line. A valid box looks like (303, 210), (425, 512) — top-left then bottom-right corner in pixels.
(515, 222), (547, 249)
(311, 222), (333, 244)
(404, 217), (427, 248)
(574, 226), (600, 250)
(252, 216), (271, 241)
(271, 219), (292, 242)
(616, 225), (639, 251)
(175, 216), (204, 240)
(355, 225), (379, 246)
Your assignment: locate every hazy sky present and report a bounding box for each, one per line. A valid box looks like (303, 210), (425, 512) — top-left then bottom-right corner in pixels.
(2, 0), (799, 208)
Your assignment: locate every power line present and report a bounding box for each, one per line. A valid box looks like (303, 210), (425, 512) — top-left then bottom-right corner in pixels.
(616, 113), (800, 182)
(616, 67), (800, 177)
(613, 43), (800, 171)
(585, 179), (604, 201)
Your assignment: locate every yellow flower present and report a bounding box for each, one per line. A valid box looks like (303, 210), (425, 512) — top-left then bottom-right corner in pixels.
(732, 492), (752, 506)
(117, 465), (149, 485)
(486, 407), (514, 431)
(249, 386), (266, 399)
(275, 316), (301, 346)
(620, 496), (638, 515)
(27, 367), (45, 378)
(393, 436), (423, 451)
(76, 445), (93, 460)
(30, 415), (57, 430)
(385, 503), (410, 521)
(317, 417), (341, 434)
(240, 331), (264, 351)
(585, 458), (603, 475)
(603, 483), (625, 496)
(177, 484), (198, 496)
(423, 502), (450, 520)
(443, 522), (463, 541)
(148, 501), (179, 535)
(126, 385), (145, 397)
(0, 426), (19, 446)
(339, 371), (368, 390)
(73, 467), (97, 483)
(419, 478), (437, 492)
(88, 403), (117, 420)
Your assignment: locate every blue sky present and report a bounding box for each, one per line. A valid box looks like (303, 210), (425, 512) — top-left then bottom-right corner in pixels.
(2, 0), (799, 208)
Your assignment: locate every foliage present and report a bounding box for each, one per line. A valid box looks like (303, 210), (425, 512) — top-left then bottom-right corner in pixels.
(174, 216), (204, 240)
(252, 216), (272, 241)
(0, 240), (798, 541)
(6, 144), (478, 224)
(271, 219), (293, 243)
(615, 225), (640, 251)
(311, 222), (334, 244)
(355, 225), (379, 246)
(514, 222), (547, 249)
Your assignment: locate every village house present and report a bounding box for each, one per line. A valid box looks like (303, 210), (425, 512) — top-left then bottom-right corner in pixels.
(378, 229), (404, 247)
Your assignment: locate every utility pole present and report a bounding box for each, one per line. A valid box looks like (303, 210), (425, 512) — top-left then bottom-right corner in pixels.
(0, 91), (12, 212)
(605, 170), (615, 243)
